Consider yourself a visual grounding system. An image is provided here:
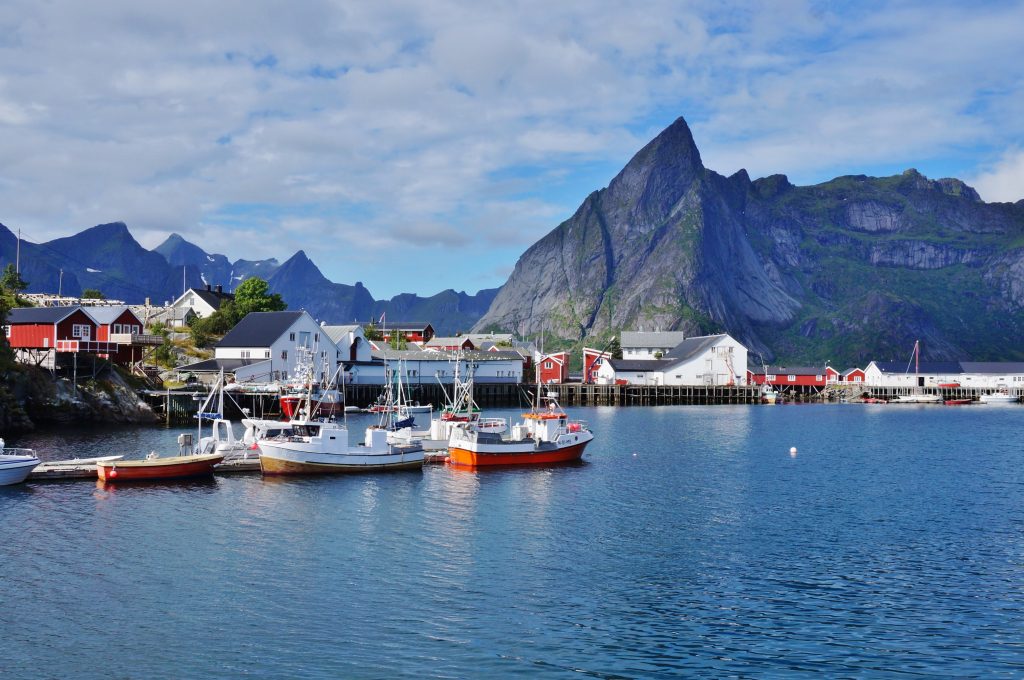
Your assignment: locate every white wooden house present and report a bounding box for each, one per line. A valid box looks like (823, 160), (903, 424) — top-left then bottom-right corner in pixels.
(597, 333), (748, 386)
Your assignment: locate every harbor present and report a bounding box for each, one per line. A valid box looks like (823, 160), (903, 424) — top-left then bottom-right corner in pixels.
(4, 404), (1024, 678)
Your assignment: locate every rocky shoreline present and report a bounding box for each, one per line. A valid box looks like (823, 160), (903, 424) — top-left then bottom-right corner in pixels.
(0, 364), (159, 433)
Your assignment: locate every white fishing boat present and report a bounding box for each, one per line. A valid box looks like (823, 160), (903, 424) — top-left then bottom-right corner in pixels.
(0, 438), (40, 486)
(257, 367), (424, 475)
(388, 361), (506, 451)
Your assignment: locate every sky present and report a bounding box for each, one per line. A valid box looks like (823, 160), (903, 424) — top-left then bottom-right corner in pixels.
(1, 1), (1022, 298)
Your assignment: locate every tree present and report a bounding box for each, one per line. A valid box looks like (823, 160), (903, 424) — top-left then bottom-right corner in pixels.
(0, 264), (27, 295)
(608, 336), (623, 359)
(364, 322), (382, 341)
(233, 277), (286, 319)
(82, 288), (105, 299)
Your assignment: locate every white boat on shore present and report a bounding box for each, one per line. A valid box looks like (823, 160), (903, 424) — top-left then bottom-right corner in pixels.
(979, 388), (1016, 404)
(0, 438), (40, 486)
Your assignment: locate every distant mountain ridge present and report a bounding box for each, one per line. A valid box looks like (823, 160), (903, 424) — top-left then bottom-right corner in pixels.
(0, 223), (497, 335)
(474, 116), (1024, 364)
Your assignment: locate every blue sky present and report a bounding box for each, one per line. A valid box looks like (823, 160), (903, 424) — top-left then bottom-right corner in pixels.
(1, 1), (1022, 298)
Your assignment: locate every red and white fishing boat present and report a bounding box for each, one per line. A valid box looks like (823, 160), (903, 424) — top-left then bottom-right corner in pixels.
(448, 392), (592, 467)
(278, 346), (345, 418)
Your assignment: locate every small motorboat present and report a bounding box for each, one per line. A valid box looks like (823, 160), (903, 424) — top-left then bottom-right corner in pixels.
(979, 388), (1016, 404)
(944, 398), (972, 405)
(97, 452), (225, 482)
(0, 438), (40, 486)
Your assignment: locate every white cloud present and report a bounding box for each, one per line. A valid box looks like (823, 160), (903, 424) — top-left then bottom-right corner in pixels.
(969, 150), (1024, 204)
(0, 0), (1021, 297)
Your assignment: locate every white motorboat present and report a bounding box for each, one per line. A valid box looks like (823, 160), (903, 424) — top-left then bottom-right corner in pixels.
(979, 388), (1016, 404)
(0, 438), (40, 486)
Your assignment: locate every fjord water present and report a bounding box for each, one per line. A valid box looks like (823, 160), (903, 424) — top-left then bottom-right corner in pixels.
(2, 405), (1023, 678)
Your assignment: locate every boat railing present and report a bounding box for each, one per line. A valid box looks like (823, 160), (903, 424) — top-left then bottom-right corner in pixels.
(566, 420), (589, 433)
(1, 447), (38, 457)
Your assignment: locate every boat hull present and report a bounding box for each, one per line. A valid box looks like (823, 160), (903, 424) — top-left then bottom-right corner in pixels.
(96, 454), (225, 482)
(0, 456), (40, 486)
(448, 440), (589, 467)
(260, 455), (423, 475)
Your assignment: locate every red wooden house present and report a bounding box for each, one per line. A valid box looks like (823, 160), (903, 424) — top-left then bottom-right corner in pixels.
(538, 351), (570, 384)
(379, 321), (434, 344)
(841, 367), (866, 383)
(582, 347), (613, 384)
(5, 306), (157, 368)
(747, 365), (836, 392)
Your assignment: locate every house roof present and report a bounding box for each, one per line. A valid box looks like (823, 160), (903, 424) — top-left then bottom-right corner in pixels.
(958, 361), (1024, 374)
(83, 306), (139, 325)
(372, 348), (523, 362)
(7, 306), (83, 324)
(663, 334), (727, 363)
(379, 321), (432, 331)
(217, 311), (305, 348)
(607, 358), (670, 372)
(620, 331), (689, 348)
(176, 358), (270, 373)
(193, 288), (235, 309)
(751, 365), (829, 375)
(869, 361), (962, 374)
(841, 367), (865, 376)
(424, 336), (473, 347)
(321, 324), (361, 345)
(462, 333), (513, 343)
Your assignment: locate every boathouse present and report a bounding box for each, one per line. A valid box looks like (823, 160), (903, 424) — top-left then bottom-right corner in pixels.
(321, 324), (372, 364)
(864, 360), (1024, 389)
(597, 334), (747, 386)
(378, 322), (434, 344)
(582, 347), (614, 384)
(5, 305), (160, 370)
(748, 365), (840, 392)
(538, 351), (570, 384)
(346, 348), (523, 385)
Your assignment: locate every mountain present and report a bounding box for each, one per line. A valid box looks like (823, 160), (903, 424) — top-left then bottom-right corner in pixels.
(154, 233), (280, 291)
(474, 117), (1024, 364)
(0, 223), (497, 335)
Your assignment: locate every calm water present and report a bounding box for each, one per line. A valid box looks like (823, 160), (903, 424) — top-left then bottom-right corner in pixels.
(3, 405), (1023, 678)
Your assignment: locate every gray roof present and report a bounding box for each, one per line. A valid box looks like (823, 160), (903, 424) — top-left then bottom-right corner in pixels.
(373, 348), (523, 362)
(83, 306), (138, 325)
(463, 333), (513, 343)
(217, 311), (304, 348)
(424, 336), (473, 346)
(321, 324), (361, 345)
(607, 358), (670, 372)
(958, 361), (1024, 374)
(663, 334), (726, 362)
(192, 288), (234, 309)
(620, 331), (688, 348)
(752, 365), (829, 376)
(870, 361), (962, 374)
(176, 358), (270, 373)
(8, 306), (82, 323)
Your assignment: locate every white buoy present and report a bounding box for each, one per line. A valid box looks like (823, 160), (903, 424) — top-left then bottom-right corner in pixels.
(789, 446), (798, 456)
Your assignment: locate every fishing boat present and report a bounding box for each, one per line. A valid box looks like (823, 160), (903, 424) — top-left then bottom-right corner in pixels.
(258, 367), (424, 475)
(892, 340), (942, 404)
(760, 384), (779, 404)
(0, 438), (40, 486)
(279, 347), (344, 419)
(389, 361), (506, 451)
(448, 391), (592, 467)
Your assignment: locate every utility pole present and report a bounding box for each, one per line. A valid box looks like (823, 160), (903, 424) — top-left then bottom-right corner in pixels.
(58, 268), (63, 297)
(16, 228), (20, 274)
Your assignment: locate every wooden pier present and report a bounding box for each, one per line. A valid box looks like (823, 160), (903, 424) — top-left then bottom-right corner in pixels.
(549, 383), (761, 406)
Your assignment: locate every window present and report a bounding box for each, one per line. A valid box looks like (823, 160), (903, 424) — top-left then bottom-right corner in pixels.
(281, 350), (288, 360)
(3, 325), (10, 338)
(788, 375), (796, 382)
(241, 350), (250, 359)
(299, 331), (311, 347)
(265, 350), (271, 358)
(314, 333), (319, 343)
(72, 324), (91, 339)
(854, 376), (862, 383)
(766, 374), (776, 381)
(544, 361), (553, 369)
(289, 332), (295, 341)
(815, 374), (823, 381)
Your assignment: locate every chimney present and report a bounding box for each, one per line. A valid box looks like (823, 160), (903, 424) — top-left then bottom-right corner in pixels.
(205, 284), (211, 291)
(215, 285), (222, 294)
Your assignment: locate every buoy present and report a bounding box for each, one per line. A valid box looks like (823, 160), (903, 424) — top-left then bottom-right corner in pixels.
(789, 447), (797, 456)
(109, 468), (118, 478)
(632, 452), (638, 457)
